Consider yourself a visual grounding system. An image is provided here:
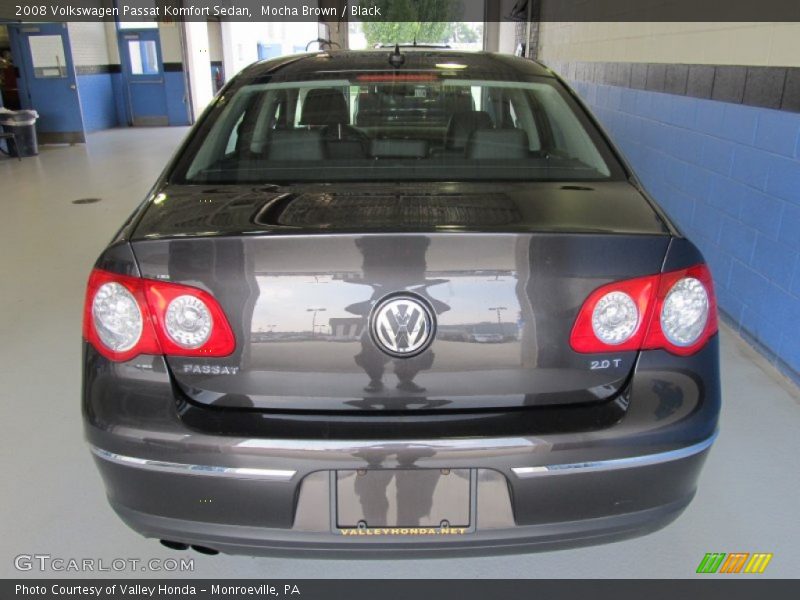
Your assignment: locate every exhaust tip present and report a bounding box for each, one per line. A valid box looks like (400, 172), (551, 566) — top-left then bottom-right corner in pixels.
(191, 545), (219, 556)
(160, 540), (189, 551)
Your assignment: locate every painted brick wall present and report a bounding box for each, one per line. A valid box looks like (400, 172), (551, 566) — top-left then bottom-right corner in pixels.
(110, 73), (127, 126)
(67, 22), (111, 67)
(165, 71), (190, 126)
(539, 22), (800, 67)
(76, 74), (117, 131)
(566, 78), (800, 380)
(67, 22), (119, 131)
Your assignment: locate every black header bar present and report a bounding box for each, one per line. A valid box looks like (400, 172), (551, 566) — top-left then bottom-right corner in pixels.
(3, 579), (800, 600)
(1, 0), (799, 23)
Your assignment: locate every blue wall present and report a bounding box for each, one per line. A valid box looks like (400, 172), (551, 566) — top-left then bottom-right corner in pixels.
(165, 71), (190, 126)
(110, 72), (127, 126)
(76, 74), (118, 131)
(569, 79), (800, 381)
(75, 69), (189, 128)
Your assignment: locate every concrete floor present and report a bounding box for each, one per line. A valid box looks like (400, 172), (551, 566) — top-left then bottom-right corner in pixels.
(1, 128), (799, 578)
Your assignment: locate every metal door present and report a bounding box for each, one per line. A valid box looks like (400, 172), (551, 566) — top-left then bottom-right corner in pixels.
(120, 29), (168, 126)
(8, 22), (85, 143)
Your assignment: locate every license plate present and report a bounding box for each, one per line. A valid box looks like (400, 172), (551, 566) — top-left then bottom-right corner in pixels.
(335, 469), (472, 528)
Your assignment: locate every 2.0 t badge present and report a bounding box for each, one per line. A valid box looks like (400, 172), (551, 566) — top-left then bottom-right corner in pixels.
(370, 295), (435, 358)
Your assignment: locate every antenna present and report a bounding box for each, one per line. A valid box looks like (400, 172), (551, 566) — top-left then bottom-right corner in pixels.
(388, 43), (405, 68)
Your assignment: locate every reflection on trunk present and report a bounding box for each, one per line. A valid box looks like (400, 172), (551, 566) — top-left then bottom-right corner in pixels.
(347, 236), (449, 404)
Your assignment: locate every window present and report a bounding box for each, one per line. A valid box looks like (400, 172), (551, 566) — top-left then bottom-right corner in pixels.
(127, 40), (159, 75)
(117, 21), (158, 30)
(29, 35), (66, 78)
(224, 113), (245, 155)
(176, 76), (623, 185)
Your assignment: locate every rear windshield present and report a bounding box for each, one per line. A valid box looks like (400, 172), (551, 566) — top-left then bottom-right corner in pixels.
(173, 74), (625, 184)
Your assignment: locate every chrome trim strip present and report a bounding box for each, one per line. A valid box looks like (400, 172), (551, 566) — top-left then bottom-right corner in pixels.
(90, 446), (296, 482)
(511, 432), (718, 478)
(235, 437), (539, 452)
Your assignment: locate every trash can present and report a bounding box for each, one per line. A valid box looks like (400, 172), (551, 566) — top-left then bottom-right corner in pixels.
(0, 109), (39, 157)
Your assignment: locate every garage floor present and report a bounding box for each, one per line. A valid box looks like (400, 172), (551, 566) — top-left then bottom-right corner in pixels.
(1, 128), (798, 578)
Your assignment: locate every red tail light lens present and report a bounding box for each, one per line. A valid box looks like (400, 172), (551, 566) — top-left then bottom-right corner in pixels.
(570, 273), (659, 353)
(142, 279), (236, 357)
(643, 264), (718, 356)
(570, 264), (717, 356)
(83, 269), (235, 361)
(83, 270), (161, 362)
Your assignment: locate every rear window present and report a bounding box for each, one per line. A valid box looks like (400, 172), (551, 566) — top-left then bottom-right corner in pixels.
(174, 74), (625, 184)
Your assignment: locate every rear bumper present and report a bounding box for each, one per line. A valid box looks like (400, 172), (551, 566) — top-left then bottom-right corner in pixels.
(87, 432), (714, 557)
(84, 337), (720, 556)
(109, 494), (696, 558)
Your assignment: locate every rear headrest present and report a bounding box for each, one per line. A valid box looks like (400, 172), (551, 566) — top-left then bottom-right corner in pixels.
(370, 138), (428, 159)
(267, 129), (324, 161)
(300, 88), (349, 126)
(466, 129), (529, 160)
(446, 110), (493, 149)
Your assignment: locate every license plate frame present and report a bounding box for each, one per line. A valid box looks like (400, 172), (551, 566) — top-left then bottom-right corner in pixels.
(332, 468), (477, 534)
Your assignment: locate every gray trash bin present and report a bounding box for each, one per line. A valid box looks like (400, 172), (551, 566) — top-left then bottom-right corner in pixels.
(0, 109), (39, 157)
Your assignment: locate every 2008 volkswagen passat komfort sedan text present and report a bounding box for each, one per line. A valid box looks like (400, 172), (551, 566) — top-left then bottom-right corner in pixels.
(83, 50), (719, 556)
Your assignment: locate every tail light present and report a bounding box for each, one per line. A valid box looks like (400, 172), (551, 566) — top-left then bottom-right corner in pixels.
(83, 269), (235, 362)
(643, 264), (718, 356)
(570, 264), (717, 356)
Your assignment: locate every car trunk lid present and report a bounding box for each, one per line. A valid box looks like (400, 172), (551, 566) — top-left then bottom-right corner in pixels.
(131, 182), (669, 411)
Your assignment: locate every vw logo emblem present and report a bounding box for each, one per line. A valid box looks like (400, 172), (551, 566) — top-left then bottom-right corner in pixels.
(370, 295), (435, 358)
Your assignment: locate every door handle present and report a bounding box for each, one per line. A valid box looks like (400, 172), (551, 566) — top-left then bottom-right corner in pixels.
(69, 84), (76, 90)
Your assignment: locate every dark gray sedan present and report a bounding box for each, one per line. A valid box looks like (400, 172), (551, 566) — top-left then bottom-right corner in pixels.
(83, 49), (719, 556)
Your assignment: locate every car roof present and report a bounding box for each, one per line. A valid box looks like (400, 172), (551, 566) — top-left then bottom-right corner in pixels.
(236, 50), (555, 84)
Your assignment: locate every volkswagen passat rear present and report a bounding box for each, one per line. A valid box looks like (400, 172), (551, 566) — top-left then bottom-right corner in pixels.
(83, 50), (719, 556)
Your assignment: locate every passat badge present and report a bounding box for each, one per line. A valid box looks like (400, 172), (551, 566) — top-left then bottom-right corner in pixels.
(181, 364), (240, 375)
(370, 295), (435, 358)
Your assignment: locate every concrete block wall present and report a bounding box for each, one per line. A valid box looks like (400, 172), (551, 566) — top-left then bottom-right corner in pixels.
(67, 22), (110, 67)
(159, 23), (191, 126)
(538, 22), (800, 67)
(75, 72), (117, 131)
(539, 23), (800, 382)
(67, 22), (118, 132)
